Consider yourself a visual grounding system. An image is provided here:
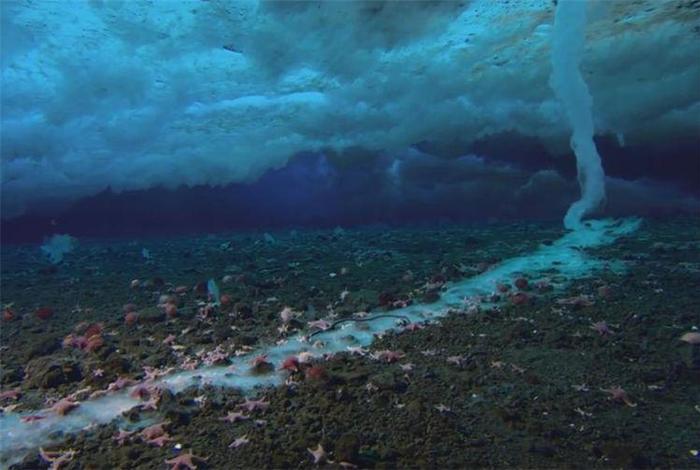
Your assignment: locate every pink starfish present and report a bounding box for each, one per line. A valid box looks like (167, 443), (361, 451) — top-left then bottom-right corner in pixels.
(403, 323), (424, 332)
(238, 398), (269, 413)
(21, 415), (46, 423)
(371, 350), (405, 363)
(165, 452), (207, 470)
(601, 386), (637, 407)
(39, 448), (77, 469)
(219, 411), (249, 423)
(590, 321), (614, 336)
(140, 421), (170, 440)
(135, 393), (158, 411)
(114, 429), (135, 446)
(92, 368), (104, 378)
(307, 319), (332, 331)
(181, 357), (199, 370)
(0, 388), (21, 401)
(50, 398), (80, 416)
(147, 433), (173, 447)
(249, 354), (270, 368)
(107, 377), (136, 392)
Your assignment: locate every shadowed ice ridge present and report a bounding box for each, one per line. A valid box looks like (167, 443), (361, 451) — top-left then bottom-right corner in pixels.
(0, 218), (641, 465)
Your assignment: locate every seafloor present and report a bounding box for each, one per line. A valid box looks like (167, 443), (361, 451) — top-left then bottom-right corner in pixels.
(1, 217), (699, 469)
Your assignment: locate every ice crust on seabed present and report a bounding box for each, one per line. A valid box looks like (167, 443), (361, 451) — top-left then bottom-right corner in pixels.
(0, 218), (641, 465)
(2, 0), (699, 215)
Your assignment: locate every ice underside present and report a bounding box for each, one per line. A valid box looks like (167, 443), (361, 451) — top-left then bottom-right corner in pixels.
(1, 0), (699, 216)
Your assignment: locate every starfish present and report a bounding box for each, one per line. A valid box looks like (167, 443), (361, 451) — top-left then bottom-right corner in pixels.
(113, 429), (135, 446)
(140, 421), (170, 440)
(297, 351), (316, 363)
(0, 404), (19, 413)
(220, 411), (249, 423)
(143, 366), (173, 382)
(92, 368), (104, 378)
(164, 452), (207, 470)
(107, 377), (136, 392)
(399, 363), (414, 372)
(435, 404), (452, 413)
(279, 306), (298, 323)
(346, 346), (368, 356)
(307, 319), (332, 331)
(249, 354), (270, 367)
(307, 443), (329, 464)
(0, 388), (21, 401)
(50, 398), (80, 416)
(229, 435), (250, 448)
(238, 398), (269, 413)
(590, 321), (614, 336)
(140, 394), (161, 411)
(601, 386), (637, 407)
(403, 323), (425, 332)
(181, 357), (199, 370)
(147, 434), (173, 447)
(39, 448), (78, 470)
(21, 415), (46, 423)
(446, 355), (467, 366)
(370, 350), (405, 363)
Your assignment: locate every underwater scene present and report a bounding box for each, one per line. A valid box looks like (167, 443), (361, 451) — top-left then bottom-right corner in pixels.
(1, 0), (699, 469)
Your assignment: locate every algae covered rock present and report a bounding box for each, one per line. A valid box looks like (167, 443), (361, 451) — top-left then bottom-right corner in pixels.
(25, 357), (82, 389)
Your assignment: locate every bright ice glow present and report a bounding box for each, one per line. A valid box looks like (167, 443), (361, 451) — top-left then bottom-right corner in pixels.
(2, 0), (699, 216)
(0, 218), (641, 465)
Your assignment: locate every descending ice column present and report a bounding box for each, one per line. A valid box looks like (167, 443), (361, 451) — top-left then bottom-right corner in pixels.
(550, 0), (606, 230)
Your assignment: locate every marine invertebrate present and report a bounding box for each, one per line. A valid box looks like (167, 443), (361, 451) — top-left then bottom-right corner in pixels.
(280, 356), (300, 372)
(237, 398), (269, 413)
(35, 306), (54, 320)
(590, 321), (614, 337)
(164, 451), (207, 470)
(370, 350), (405, 363)
(601, 386), (637, 407)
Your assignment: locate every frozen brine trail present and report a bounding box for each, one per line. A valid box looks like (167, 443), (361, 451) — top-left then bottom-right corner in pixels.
(0, 218), (641, 466)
